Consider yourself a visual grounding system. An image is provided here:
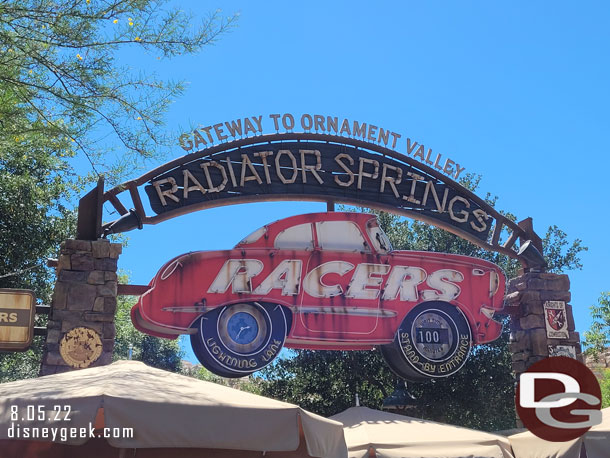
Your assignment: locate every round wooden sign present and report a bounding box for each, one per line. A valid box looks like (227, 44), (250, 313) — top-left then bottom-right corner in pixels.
(59, 327), (103, 368)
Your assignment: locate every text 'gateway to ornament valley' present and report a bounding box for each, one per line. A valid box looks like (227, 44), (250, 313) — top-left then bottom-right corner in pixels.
(178, 113), (466, 180)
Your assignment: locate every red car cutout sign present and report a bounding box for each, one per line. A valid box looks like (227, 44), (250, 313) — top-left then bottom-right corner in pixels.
(131, 212), (506, 380)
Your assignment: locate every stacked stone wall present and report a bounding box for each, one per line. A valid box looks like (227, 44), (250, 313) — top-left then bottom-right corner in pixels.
(40, 239), (121, 375)
(506, 272), (581, 377)
(505, 271), (582, 427)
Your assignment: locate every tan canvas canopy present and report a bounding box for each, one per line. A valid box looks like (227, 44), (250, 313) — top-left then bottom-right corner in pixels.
(584, 406), (610, 458)
(0, 360), (347, 458)
(508, 407), (609, 458)
(329, 406), (514, 458)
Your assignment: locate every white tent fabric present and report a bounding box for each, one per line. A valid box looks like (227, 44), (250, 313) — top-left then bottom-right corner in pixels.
(508, 407), (610, 458)
(508, 432), (581, 458)
(329, 406), (514, 458)
(0, 360), (347, 458)
(583, 406), (610, 458)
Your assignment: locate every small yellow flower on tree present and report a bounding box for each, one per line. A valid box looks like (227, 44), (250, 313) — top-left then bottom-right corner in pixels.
(0, 0), (237, 177)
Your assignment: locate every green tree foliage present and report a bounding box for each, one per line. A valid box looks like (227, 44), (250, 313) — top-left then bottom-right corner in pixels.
(583, 292), (610, 408)
(0, 90), (76, 299)
(261, 174), (587, 431)
(0, 79), (76, 383)
(376, 174), (587, 279)
(262, 328), (514, 430)
(0, 342), (46, 382)
(0, 0), (233, 381)
(0, 0), (236, 178)
(113, 285), (182, 372)
(184, 364), (262, 395)
(261, 351), (395, 417)
(583, 292), (610, 360)
(600, 370), (610, 408)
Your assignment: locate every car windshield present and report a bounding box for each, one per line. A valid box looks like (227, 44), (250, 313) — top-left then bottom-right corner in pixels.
(237, 226), (267, 246)
(366, 220), (392, 254)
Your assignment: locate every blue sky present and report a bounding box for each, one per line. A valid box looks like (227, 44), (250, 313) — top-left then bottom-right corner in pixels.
(104, 1), (609, 363)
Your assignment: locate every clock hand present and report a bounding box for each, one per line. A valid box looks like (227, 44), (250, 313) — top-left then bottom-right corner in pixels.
(235, 326), (251, 339)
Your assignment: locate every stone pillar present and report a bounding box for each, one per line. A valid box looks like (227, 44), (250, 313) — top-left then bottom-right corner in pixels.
(40, 239), (122, 376)
(505, 272), (582, 426)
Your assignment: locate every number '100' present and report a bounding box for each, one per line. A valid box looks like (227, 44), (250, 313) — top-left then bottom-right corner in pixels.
(416, 328), (448, 344)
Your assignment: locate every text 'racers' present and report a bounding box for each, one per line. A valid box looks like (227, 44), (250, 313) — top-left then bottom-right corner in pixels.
(131, 212), (506, 380)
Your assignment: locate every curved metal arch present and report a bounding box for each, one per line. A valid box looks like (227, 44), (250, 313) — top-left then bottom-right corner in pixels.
(80, 133), (540, 263)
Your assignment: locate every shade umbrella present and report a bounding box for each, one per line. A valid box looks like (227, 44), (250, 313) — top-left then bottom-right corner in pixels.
(583, 406), (610, 458)
(329, 406), (514, 458)
(508, 407), (609, 458)
(508, 432), (581, 458)
(0, 360), (347, 458)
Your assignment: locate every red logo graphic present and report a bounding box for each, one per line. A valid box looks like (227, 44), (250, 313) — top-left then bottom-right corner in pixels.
(546, 309), (566, 331)
(516, 356), (602, 441)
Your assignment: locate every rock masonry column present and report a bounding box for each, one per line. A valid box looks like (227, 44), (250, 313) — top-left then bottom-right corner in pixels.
(40, 239), (122, 375)
(507, 272), (582, 372)
(505, 272), (582, 426)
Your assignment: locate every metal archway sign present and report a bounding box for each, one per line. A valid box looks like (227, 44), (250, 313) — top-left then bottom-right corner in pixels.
(54, 118), (576, 385)
(79, 132), (539, 262)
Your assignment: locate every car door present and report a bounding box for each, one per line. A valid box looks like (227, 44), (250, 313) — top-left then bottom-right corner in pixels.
(297, 220), (386, 337)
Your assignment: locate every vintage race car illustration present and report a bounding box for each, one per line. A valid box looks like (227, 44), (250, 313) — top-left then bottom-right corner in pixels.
(131, 212), (506, 380)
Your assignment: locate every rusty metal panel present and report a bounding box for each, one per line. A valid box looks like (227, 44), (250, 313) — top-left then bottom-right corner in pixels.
(0, 289), (36, 351)
(143, 143), (493, 242)
(117, 284), (150, 296)
(96, 134), (531, 260)
(131, 212), (506, 348)
(76, 176), (104, 240)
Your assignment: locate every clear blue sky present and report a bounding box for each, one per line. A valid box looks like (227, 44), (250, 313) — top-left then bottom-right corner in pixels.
(105, 1), (609, 363)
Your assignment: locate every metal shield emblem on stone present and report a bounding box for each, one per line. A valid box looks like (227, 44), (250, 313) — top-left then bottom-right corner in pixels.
(546, 309), (566, 331)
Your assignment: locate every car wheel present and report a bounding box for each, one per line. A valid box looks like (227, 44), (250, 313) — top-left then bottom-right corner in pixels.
(190, 302), (287, 378)
(381, 301), (473, 381)
(380, 342), (431, 382)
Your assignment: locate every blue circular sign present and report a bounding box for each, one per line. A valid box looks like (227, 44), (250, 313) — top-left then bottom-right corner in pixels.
(227, 311), (259, 345)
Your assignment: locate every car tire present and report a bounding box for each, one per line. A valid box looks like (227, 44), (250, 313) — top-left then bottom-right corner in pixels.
(190, 302), (287, 378)
(381, 301), (473, 381)
(380, 342), (431, 382)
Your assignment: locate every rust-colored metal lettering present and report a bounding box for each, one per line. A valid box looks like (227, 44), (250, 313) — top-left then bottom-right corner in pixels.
(95, 133), (528, 260)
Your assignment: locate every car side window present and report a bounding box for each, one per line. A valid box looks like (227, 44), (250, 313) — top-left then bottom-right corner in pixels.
(316, 221), (371, 252)
(274, 223), (314, 250)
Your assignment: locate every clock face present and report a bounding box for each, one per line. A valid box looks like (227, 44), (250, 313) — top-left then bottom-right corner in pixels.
(59, 327), (103, 369)
(217, 304), (268, 355)
(227, 312), (259, 345)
